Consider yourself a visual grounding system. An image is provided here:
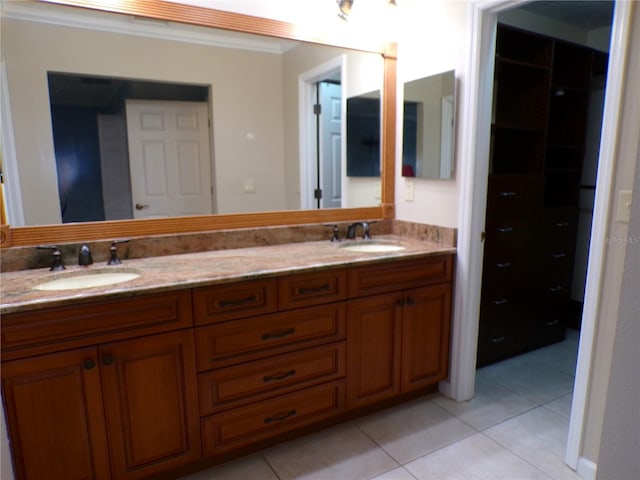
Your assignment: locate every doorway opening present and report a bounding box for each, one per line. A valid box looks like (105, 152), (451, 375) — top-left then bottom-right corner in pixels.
(47, 72), (210, 223)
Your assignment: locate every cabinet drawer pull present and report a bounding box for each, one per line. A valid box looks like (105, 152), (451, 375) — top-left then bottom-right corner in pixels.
(261, 327), (296, 341)
(102, 354), (114, 366)
(555, 222), (570, 228)
(297, 284), (331, 295)
(264, 409), (297, 424)
(552, 253), (566, 259)
(495, 262), (512, 268)
(499, 191), (517, 197)
(492, 298), (508, 305)
(497, 227), (513, 233)
(219, 295), (258, 308)
(263, 369), (296, 383)
(405, 297), (415, 306)
(490, 336), (505, 343)
(83, 359), (96, 370)
(549, 286), (564, 293)
(546, 319), (560, 326)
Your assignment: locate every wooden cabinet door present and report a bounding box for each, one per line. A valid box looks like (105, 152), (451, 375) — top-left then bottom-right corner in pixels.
(1, 348), (110, 480)
(100, 330), (201, 480)
(401, 285), (452, 392)
(346, 293), (402, 409)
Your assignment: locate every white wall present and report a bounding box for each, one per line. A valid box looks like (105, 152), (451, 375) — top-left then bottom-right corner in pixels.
(393, 0), (469, 228)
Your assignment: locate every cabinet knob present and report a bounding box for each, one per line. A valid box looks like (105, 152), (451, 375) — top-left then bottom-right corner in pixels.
(405, 297), (416, 306)
(102, 354), (115, 366)
(83, 358), (96, 370)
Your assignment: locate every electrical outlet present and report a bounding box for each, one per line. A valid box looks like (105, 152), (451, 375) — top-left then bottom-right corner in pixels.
(242, 178), (256, 193)
(617, 190), (632, 223)
(374, 181), (381, 200)
(404, 181), (415, 202)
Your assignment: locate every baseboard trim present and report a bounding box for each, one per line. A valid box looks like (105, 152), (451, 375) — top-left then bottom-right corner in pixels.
(577, 457), (597, 480)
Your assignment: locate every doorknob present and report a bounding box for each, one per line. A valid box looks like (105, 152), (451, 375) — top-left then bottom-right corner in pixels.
(135, 203), (149, 210)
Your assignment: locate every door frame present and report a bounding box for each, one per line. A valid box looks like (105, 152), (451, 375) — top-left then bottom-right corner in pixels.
(298, 55), (346, 210)
(446, 1), (633, 478)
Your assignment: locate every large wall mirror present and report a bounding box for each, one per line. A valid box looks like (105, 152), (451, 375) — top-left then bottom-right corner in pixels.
(0, 0), (397, 246)
(402, 70), (455, 180)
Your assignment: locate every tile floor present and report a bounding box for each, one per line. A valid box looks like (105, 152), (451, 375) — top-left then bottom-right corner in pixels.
(181, 329), (581, 480)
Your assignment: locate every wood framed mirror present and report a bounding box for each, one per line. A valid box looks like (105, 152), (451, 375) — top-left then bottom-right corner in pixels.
(0, 0), (397, 248)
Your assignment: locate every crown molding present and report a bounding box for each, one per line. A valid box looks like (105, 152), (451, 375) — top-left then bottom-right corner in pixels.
(1, 1), (296, 53)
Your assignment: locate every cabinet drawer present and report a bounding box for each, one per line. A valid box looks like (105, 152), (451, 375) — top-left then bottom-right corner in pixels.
(193, 279), (277, 326)
(278, 269), (347, 310)
(1, 291), (192, 361)
(195, 303), (346, 370)
(477, 318), (529, 367)
(348, 255), (453, 297)
(199, 343), (346, 415)
(486, 175), (544, 214)
(201, 380), (344, 456)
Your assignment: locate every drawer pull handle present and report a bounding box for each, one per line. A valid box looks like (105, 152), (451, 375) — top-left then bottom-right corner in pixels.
(499, 191), (517, 197)
(495, 262), (512, 268)
(263, 369), (296, 383)
(297, 284), (331, 295)
(261, 328), (296, 341)
(492, 298), (508, 305)
(549, 286), (564, 293)
(497, 227), (513, 233)
(83, 359), (96, 370)
(102, 354), (114, 366)
(552, 253), (566, 259)
(490, 336), (505, 343)
(555, 222), (570, 228)
(546, 319), (560, 326)
(219, 295), (258, 308)
(264, 409), (297, 424)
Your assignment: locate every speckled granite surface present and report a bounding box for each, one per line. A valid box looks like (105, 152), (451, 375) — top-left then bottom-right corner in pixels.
(1, 235), (455, 314)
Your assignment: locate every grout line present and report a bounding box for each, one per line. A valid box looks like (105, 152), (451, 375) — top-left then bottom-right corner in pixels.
(261, 452), (283, 480)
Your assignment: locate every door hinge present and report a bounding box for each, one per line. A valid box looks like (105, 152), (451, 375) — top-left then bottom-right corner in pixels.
(313, 104), (322, 115)
(314, 188), (323, 200)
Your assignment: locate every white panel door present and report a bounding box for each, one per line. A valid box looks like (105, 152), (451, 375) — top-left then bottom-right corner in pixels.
(126, 100), (212, 219)
(319, 82), (342, 209)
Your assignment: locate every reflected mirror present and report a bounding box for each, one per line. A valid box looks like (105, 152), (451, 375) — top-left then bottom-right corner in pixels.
(402, 70), (455, 179)
(1, 1), (384, 227)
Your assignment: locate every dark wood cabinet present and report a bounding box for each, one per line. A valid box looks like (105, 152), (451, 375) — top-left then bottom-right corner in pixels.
(478, 24), (607, 366)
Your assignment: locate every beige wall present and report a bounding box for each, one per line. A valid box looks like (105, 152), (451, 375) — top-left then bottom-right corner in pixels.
(1, 17), (287, 223)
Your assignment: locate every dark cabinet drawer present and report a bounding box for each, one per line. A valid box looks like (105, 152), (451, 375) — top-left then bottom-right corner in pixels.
(486, 175), (544, 215)
(193, 279), (277, 326)
(201, 380), (344, 456)
(198, 343), (346, 415)
(195, 303), (346, 370)
(278, 269), (347, 310)
(477, 318), (529, 367)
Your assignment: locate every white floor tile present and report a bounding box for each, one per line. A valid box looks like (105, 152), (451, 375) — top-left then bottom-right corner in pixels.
(370, 466), (418, 480)
(544, 393), (574, 419)
(177, 454), (278, 480)
(356, 396), (476, 464)
(263, 423), (398, 480)
(476, 356), (574, 405)
(483, 407), (583, 480)
(405, 433), (552, 480)
(434, 375), (537, 430)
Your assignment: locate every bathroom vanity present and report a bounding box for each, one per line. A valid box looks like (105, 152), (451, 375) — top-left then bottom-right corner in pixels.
(1, 237), (454, 480)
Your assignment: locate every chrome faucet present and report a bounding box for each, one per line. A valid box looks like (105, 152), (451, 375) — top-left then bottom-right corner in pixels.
(78, 244), (93, 266)
(37, 245), (65, 271)
(346, 222), (371, 240)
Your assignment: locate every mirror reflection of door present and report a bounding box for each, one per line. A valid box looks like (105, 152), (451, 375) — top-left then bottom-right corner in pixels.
(125, 100), (213, 219)
(317, 81), (342, 209)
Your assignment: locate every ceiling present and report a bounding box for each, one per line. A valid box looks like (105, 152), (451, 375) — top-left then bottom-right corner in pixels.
(520, 1), (614, 30)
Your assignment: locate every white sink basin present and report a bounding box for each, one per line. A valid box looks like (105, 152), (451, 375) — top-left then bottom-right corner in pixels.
(34, 271), (140, 291)
(339, 241), (406, 253)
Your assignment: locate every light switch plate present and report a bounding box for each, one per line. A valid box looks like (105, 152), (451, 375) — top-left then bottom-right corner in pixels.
(404, 181), (415, 202)
(616, 190), (632, 223)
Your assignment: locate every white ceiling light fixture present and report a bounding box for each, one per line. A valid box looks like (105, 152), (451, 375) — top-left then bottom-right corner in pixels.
(337, 0), (354, 20)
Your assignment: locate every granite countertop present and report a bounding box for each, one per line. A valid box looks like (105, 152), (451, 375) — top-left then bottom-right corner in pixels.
(0, 235), (455, 314)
